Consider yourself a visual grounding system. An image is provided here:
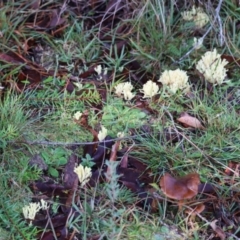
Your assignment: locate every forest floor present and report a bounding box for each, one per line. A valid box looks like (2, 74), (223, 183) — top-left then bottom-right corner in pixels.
(1, 0), (240, 239)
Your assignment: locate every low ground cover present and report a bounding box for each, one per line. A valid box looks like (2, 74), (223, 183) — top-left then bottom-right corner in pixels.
(1, 0), (240, 239)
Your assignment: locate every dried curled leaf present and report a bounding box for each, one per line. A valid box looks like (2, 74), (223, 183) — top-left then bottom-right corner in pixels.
(160, 172), (200, 200)
(210, 220), (226, 240)
(185, 203), (205, 221)
(177, 112), (205, 130)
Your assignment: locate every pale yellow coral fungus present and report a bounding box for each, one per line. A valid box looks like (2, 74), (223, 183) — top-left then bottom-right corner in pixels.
(98, 125), (108, 141)
(193, 37), (203, 49)
(73, 111), (82, 121)
(22, 202), (41, 220)
(114, 82), (135, 100)
(74, 164), (92, 187)
(94, 65), (102, 75)
(158, 69), (190, 94)
(182, 6), (209, 28)
(141, 80), (159, 98)
(196, 49), (228, 84)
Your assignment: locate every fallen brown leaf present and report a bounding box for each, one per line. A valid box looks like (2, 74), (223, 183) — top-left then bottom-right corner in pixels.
(160, 172), (200, 201)
(177, 112), (205, 130)
(210, 220), (226, 240)
(225, 161), (240, 176)
(63, 154), (79, 208)
(185, 203), (205, 221)
(106, 141), (121, 182)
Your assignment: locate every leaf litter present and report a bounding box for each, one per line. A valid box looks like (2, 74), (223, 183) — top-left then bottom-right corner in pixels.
(1, 0), (240, 239)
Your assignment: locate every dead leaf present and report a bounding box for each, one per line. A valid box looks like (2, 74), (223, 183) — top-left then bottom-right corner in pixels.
(83, 136), (114, 167)
(30, 181), (68, 199)
(160, 172), (200, 201)
(63, 154), (79, 208)
(109, 141), (121, 162)
(185, 203), (205, 221)
(210, 220), (226, 240)
(0, 52), (26, 64)
(177, 112), (205, 130)
(225, 161), (240, 176)
(31, 0), (41, 10)
(120, 153), (128, 168)
(29, 154), (48, 171)
(106, 140), (121, 182)
(198, 183), (215, 193)
(33, 214), (68, 229)
(36, 223), (69, 240)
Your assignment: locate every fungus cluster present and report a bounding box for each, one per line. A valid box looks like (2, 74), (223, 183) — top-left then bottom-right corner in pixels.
(196, 49), (229, 84)
(181, 6), (209, 28)
(114, 82), (135, 100)
(158, 69), (190, 94)
(74, 164), (92, 187)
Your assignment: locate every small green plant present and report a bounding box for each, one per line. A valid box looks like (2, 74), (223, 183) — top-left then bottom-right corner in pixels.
(104, 160), (122, 203)
(1, 0), (240, 239)
(81, 153), (95, 168)
(41, 147), (70, 177)
(101, 98), (147, 133)
(0, 92), (32, 148)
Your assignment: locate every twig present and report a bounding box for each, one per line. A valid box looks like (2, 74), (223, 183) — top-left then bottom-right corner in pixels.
(9, 133), (147, 147)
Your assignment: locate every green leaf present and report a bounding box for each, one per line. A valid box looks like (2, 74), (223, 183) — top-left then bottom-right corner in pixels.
(43, 76), (54, 84)
(102, 114), (115, 120)
(136, 111), (147, 119)
(54, 147), (67, 156)
(21, 80), (30, 84)
(129, 109), (147, 118)
(41, 152), (50, 163)
(48, 167), (59, 178)
(58, 157), (67, 165)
